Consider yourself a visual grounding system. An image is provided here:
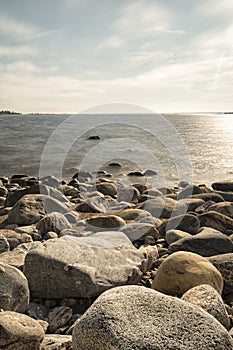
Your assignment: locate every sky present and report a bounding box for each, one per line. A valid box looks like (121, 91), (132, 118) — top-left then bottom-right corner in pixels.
(0, 0), (233, 113)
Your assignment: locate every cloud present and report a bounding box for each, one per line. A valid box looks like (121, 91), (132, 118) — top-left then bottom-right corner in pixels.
(0, 45), (38, 57)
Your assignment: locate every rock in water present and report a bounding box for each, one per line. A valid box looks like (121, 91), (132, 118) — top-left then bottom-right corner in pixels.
(0, 262), (29, 312)
(24, 233), (158, 299)
(0, 311), (44, 350)
(152, 251), (223, 296)
(181, 284), (230, 329)
(72, 285), (233, 350)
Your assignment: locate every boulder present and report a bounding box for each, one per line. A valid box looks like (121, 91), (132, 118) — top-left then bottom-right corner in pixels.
(24, 233), (158, 299)
(208, 202), (233, 218)
(8, 194), (70, 225)
(198, 211), (233, 234)
(182, 284), (230, 329)
(36, 212), (72, 236)
(209, 253), (233, 295)
(158, 214), (200, 236)
(152, 251), (223, 296)
(0, 311), (44, 350)
(0, 262), (29, 312)
(72, 285), (233, 350)
(138, 197), (187, 218)
(214, 191), (233, 202)
(168, 230), (233, 256)
(86, 215), (126, 231)
(165, 229), (192, 245)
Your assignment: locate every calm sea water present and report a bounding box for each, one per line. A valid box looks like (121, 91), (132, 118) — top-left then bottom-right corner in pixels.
(1, 113), (233, 187)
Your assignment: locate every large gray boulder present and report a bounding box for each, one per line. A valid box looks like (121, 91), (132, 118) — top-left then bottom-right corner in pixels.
(24, 233), (158, 299)
(8, 194), (70, 225)
(0, 262), (29, 312)
(72, 285), (233, 350)
(0, 310), (44, 350)
(168, 229), (233, 256)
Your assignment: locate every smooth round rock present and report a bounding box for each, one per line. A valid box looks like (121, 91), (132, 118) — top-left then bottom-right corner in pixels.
(152, 251), (223, 296)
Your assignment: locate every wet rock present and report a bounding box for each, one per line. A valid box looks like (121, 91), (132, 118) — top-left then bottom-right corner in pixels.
(36, 212), (72, 236)
(199, 211), (233, 234)
(152, 251), (223, 296)
(168, 230), (233, 256)
(86, 215), (126, 231)
(0, 262), (29, 312)
(24, 233), (158, 299)
(48, 306), (73, 333)
(214, 191), (233, 202)
(87, 135), (100, 140)
(143, 169), (157, 176)
(8, 194), (69, 225)
(72, 285), (233, 350)
(0, 310), (44, 350)
(182, 284), (230, 329)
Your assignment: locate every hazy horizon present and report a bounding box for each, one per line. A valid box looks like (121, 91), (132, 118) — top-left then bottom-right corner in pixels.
(0, 0), (233, 113)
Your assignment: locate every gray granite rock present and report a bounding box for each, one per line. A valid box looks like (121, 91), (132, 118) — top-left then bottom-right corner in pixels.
(182, 284), (230, 329)
(72, 285), (233, 350)
(24, 233), (158, 299)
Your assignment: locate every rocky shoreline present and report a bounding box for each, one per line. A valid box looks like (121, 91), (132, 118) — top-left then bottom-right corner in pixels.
(1, 172), (233, 349)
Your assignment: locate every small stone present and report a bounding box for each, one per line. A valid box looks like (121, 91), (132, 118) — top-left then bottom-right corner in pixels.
(48, 306), (73, 333)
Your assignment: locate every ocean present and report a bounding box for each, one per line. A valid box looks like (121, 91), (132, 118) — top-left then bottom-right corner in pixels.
(1, 113), (233, 187)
